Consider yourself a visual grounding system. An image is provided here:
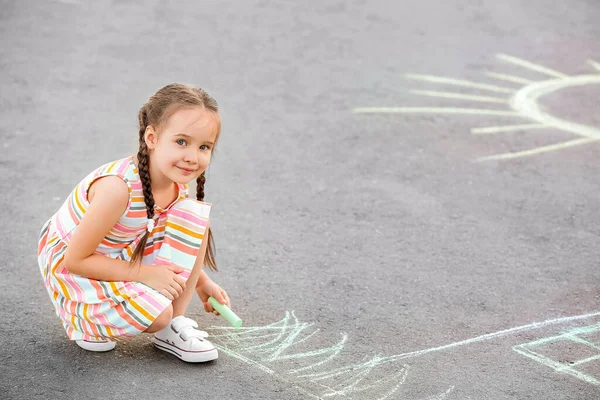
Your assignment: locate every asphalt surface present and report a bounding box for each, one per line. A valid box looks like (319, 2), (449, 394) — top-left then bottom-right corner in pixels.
(2, 1), (600, 399)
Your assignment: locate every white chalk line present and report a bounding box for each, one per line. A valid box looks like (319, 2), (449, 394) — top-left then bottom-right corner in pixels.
(321, 365), (408, 398)
(266, 322), (314, 361)
(570, 354), (600, 367)
(473, 138), (599, 162)
(513, 346), (600, 385)
(409, 90), (507, 104)
(419, 386), (455, 400)
(378, 310), (600, 363)
(485, 72), (534, 85)
(353, 107), (521, 116)
(404, 74), (515, 93)
(589, 60), (600, 71)
(219, 346), (276, 375)
(563, 332), (600, 352)
(511, 322), (600, 385)
(274, 335), (347, 363)
(496, 53), (569, 79)
(565, 322), (600, 337)
(295, 355), (388, 381)
(471, 123), (546, 135)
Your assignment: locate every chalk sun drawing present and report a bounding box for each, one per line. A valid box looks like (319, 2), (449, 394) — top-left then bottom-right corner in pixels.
(353, 54), (600, 162)
(206, 310), (600, 398)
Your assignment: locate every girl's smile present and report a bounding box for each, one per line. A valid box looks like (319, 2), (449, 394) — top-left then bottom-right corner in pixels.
(177, 166), (198, 176)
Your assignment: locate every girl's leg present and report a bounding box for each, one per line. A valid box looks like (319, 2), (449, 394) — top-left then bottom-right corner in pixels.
(150, 198), (211, 316)
(171, 222), (210, 316)
(144, 304), (174, 333)
(150, 199), (217, 363)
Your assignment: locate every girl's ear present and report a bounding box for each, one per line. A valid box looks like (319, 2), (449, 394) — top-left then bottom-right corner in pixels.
(144, 126), (158, 150)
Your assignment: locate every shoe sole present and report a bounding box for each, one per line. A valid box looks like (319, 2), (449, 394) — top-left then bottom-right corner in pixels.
(152, 337), (218, 363)
(76, 340), (116, 352)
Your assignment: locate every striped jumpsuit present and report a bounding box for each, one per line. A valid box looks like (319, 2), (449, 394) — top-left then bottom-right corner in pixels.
(37, 156), (210, 341)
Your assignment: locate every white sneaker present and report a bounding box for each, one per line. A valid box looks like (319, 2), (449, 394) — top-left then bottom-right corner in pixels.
(75, 339), (116, 352)
(152, 316), (218, 363)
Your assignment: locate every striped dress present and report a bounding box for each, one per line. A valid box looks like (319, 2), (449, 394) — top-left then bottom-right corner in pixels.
(37, 156), (211, 342)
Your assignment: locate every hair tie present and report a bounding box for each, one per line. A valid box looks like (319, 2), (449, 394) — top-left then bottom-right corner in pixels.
(146, 218), (155, 233)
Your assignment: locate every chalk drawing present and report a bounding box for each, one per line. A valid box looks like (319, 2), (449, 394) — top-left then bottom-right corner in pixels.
(206, 310), (600, 398)
(513, 323), (600, 385)
(353, 54), (600, 162)
(207, 311), (453, 400)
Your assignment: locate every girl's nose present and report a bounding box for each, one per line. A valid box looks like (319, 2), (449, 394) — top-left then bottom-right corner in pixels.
(184, 150), (199, 164)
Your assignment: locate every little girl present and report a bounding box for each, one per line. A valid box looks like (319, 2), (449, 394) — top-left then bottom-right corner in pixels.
(37, 83), (230, 363)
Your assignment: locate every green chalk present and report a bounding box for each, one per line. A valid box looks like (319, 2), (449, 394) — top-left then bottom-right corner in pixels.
(208, 297), (242, 328)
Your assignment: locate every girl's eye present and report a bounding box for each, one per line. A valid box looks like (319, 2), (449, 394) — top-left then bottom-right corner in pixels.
(200, 145), (211, 150)
(176, 139), (187, 146)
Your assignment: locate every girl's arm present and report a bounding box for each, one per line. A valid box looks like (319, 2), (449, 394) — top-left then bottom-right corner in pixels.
(63, 176), (151, 282)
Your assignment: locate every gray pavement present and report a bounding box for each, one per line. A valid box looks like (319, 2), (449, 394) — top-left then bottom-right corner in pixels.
(2, 1), (600, 399)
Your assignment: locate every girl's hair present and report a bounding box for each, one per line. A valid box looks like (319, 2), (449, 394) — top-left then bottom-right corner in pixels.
(130, 83), (220, 271)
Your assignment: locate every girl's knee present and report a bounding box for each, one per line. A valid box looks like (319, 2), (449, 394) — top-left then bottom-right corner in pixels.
(145, 304), (173, 333)
(169, 198), (211, 219)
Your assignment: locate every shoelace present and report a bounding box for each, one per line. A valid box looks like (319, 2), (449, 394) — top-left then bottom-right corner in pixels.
(172, 317), (209, 342)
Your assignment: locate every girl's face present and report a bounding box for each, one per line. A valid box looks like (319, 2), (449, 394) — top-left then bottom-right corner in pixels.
(145, 107), (219, 185)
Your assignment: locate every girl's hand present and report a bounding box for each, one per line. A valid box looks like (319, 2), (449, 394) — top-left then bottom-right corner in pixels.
(139, 264), (186, 300)
(196, 278), (230, 315)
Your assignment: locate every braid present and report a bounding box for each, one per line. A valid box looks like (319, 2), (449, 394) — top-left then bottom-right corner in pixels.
(137, 142), (156, 220)
(196, 172), (217, 271)
(196, 172), (206, 201)
(130, 108), (155, 265)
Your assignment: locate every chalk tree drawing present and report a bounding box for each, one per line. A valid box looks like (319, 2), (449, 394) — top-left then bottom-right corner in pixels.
(353, 54), (600, 162)
(206, 310), (600, 399)
(207, 311), (454, 400)
(514, 323), (600, 385)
